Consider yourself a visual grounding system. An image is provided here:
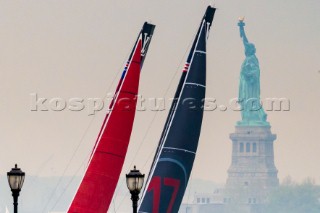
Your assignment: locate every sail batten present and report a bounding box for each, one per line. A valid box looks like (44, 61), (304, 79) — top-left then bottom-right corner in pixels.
(67, 22), (155, 213)
(139, 7), (215, 213)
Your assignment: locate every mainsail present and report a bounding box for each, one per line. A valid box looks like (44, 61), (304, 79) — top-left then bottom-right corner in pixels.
(68, 22), (155, 213)
(139, 7), (216, 213)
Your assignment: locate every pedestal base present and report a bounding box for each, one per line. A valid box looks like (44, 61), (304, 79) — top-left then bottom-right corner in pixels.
(224, 125), (279, 211)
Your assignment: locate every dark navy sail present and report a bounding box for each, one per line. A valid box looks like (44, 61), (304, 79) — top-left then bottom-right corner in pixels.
(139, 6), (216, 213)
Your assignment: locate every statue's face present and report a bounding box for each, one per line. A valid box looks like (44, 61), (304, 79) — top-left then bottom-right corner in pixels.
(245, 43), (256, 56)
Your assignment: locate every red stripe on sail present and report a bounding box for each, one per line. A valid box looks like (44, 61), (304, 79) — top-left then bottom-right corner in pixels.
(68, 40), (142, 213)
(182, 63), (189, 72)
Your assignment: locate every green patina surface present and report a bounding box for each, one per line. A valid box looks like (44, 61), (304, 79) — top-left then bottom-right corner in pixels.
(237, 20), (269, 126)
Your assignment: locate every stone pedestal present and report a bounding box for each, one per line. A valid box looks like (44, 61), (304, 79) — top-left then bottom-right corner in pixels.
(224, 126), (279, 211)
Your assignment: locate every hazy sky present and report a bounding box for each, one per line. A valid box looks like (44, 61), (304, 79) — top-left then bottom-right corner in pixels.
(0, 0), (319, 208)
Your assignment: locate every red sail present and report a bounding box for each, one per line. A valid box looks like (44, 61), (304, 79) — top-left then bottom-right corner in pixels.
(68, 23), (155, 213)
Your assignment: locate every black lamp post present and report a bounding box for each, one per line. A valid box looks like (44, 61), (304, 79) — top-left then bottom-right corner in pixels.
(7, 164), (25, 213)
(126, 166), (145, 213)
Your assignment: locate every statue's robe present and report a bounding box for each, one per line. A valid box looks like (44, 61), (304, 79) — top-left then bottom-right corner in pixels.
(239, 53), (267, 123)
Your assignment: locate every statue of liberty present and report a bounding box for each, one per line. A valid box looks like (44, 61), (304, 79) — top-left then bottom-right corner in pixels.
(237, 18), (269, 126)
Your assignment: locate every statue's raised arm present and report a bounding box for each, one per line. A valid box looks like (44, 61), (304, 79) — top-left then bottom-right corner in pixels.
(238, 17), (248, 44)
(238, 19), (256, 59)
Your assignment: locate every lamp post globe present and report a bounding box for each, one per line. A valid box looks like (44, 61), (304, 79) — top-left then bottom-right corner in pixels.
(7, 164), (25, 213)
(126, 166), (145, 213)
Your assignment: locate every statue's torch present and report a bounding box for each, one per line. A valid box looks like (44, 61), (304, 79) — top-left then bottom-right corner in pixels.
(238, 17), (245, 38)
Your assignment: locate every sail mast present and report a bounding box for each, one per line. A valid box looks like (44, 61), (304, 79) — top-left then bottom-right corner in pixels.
(67, 22), (155, 213)
(139, 7), (215, 213)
